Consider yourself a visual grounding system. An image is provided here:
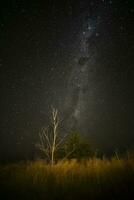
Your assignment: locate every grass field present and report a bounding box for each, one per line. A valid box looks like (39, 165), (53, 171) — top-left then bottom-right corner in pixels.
(0, 157), (134, 200)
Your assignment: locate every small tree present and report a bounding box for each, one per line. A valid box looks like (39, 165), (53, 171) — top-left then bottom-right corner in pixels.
(37, 108), (93, 164)
(37, 107), (66, 165)
(64, 132), (93, 160)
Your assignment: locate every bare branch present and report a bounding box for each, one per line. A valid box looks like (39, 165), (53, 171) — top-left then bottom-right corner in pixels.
(61, 147), (76, 162)
(55, 133), (68, 149)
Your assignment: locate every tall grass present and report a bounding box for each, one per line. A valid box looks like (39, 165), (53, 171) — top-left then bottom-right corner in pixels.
(0, 157), (134, 199)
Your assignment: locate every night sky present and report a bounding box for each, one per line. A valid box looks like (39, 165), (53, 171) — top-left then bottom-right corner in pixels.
(0, 0), (134, 161)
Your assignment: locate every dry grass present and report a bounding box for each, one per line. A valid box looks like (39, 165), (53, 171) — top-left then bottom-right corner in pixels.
(0, 157), (134, 199)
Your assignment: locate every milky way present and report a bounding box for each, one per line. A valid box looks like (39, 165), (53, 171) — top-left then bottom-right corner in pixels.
(0, 1), (134, 160)
(63, 16), (98, 133)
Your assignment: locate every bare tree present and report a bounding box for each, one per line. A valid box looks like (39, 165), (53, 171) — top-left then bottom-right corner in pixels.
(37, 107), (67, 165)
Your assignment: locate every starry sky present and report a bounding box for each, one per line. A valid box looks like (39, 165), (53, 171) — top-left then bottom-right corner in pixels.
(0, 0), (134, 161)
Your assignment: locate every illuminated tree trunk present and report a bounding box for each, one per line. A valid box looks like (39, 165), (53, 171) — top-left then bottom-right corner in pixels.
(37, 107), (76, 165)
(38, 108), (59, 166)
(51, 108), (59, 165)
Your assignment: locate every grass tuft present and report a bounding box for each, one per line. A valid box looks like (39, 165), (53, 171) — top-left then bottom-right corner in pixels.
(0, 157), (134, 199)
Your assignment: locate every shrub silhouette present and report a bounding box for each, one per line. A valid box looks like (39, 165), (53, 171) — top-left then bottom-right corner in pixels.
(63, 132), (93, 160)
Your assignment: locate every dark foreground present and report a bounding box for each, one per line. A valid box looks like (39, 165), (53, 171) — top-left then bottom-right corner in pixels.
(0, 158), (134, 200)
